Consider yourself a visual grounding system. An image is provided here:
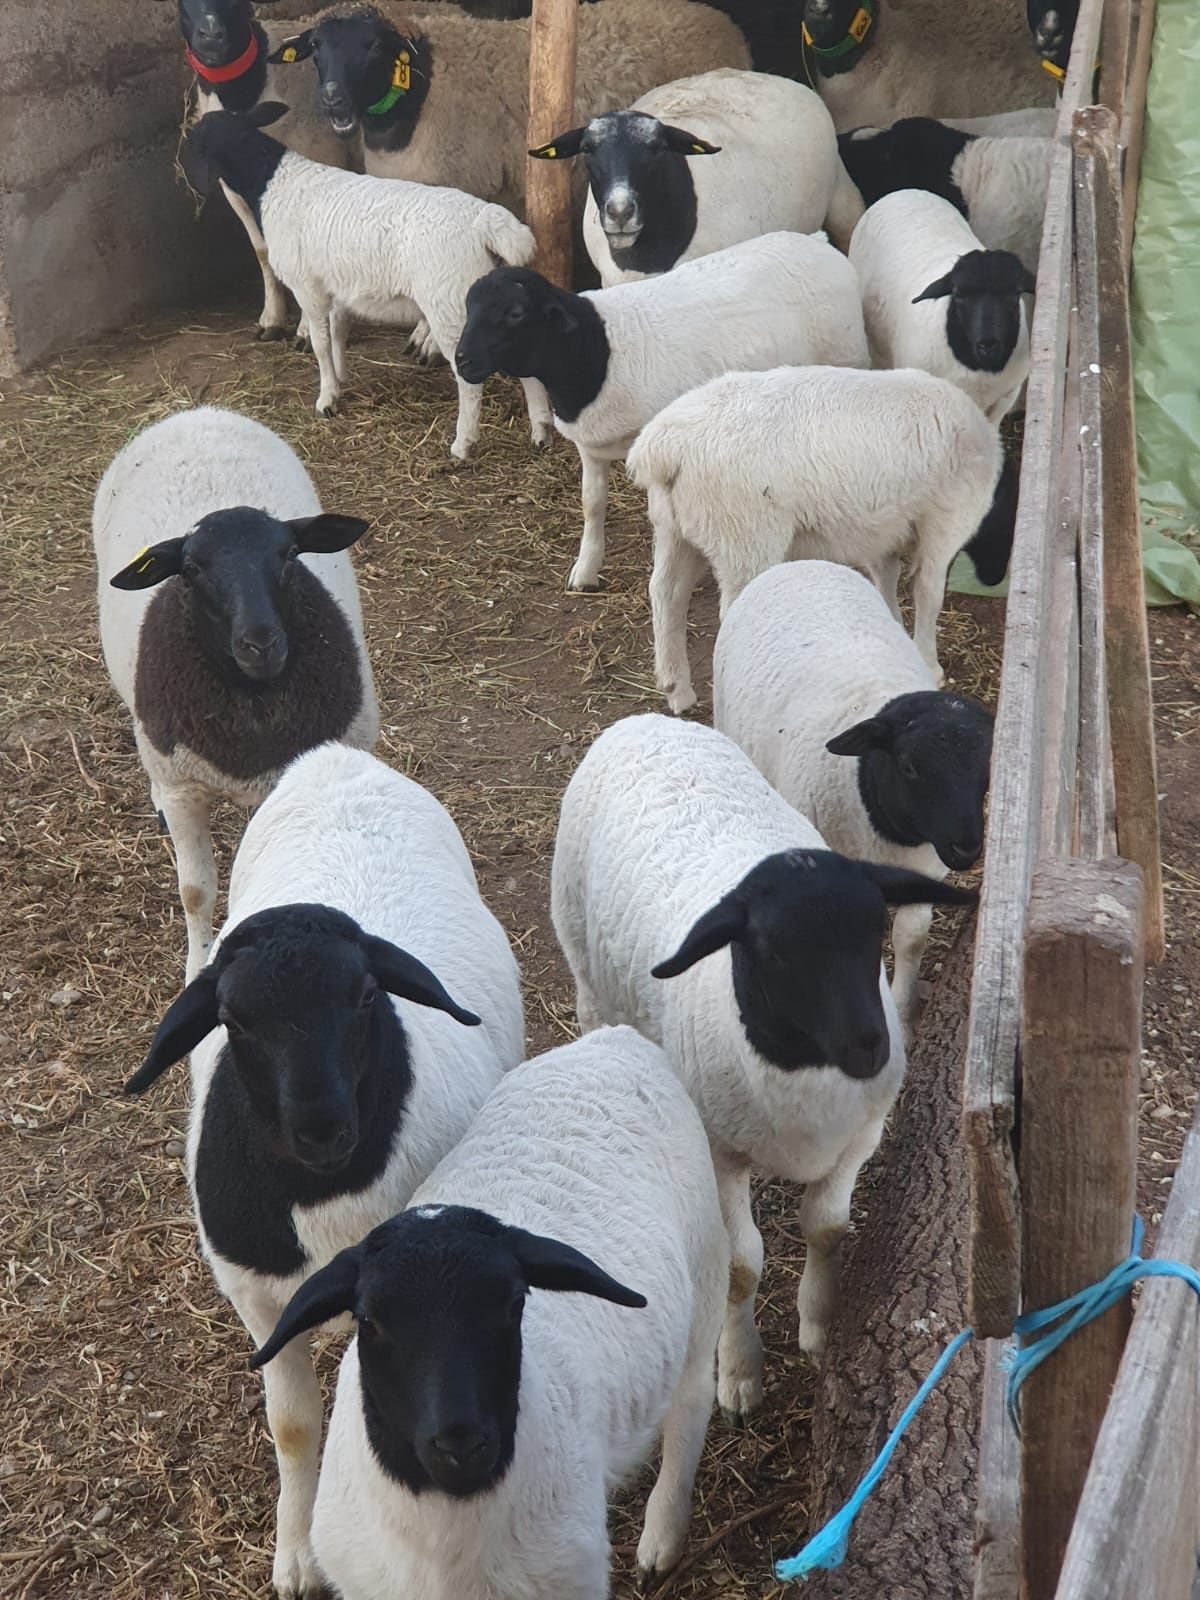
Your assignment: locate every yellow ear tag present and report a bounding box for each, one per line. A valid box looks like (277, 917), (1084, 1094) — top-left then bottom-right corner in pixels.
(133, 547), (156, 575)
(691, 143), (708, 154)
(394, 51), (411, 92)
(1042, 57), (1066, 80)
(282, 45), (298, 63)
(849, 6), (871, 42)
(543, 144), (557, 158)
(801, 20), (814, 45)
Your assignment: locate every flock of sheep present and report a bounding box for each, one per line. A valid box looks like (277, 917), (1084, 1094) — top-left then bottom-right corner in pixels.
(84, 0), (1071, 1594)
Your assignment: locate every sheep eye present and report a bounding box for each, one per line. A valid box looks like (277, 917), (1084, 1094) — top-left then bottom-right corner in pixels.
(359, 978), (378, 1010)
(503, 305), (525, 328)
(899, 756), (919, 781)
(358, 1314), (381, 1338)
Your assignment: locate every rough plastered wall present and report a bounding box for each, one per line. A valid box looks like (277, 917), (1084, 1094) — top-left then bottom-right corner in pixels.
(0, 0), (249, 376)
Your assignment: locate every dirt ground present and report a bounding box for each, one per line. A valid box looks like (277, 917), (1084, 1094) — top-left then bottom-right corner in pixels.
(1, 304), (1196, 1600)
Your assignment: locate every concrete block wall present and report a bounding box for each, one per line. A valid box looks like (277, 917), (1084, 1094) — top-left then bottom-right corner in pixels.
(0, 0), (252, 375)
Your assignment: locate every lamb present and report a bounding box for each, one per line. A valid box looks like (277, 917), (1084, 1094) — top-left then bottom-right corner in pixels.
(527, 69), (864, 286)
(800, 0), (1056, 133)
(849, 189), (1035, 423)
(712, 560), (994, 1033)
(93, 406), (379, 981)
(551, 715), (973, 1418)
(627, 364), (1016, 714)
(273, 0), (751, 211)
(181, 104), (551, 454)
(124, 742), (524, 1600)
(839, 117), (1053, 272)
(180, 0), (355, 343)
(250, 1025), (728, 1598)
(454, 232), (869, 592)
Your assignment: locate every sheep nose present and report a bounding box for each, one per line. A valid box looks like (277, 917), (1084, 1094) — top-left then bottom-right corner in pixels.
(947, 838), (982, 868)
(606, 196), (635, 225)
(431, 1423), (490, 1470)
(841, 1031), (889, 1080)
(976, 335), (1001, 357)
(292, 1123), (355, 1170)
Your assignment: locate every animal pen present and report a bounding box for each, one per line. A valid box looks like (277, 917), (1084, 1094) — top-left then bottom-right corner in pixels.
(2, 0), (1199, 1597)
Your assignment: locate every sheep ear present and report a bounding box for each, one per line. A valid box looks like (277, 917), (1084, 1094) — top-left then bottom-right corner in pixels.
(109, 538), (187, 590)
(913, 271), (955, 303)
(528, 127), (586, 160)
(505, 1227), (647, 1308)
(652, 894), (746, 980)
(248, 101), (289, 130)
(362, 936), (481, 1026)
(267, 31), (315, 64)
(660, 125), (721, 157)
(858, 863), (979, 908)
(180, 130), (216, 199)
(1021, 266), (1037, 294)
(287, 514), (371, 554)
(124, 969), (221, 1093)
(249, 1244), (363, 1369)
(826, 716), (890, 757)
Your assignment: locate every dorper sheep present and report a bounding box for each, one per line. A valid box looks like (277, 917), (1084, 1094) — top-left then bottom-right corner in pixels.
(552, 714), (973, 1417)
(182, 104), (551, 451)
(849, 189), (1035, 423)
(125, 742), (524, 1599)
(252, 1025), (728, 1598)
(273, 0), (751, 212)
(93, 406), (378, 980)
(713, 560), (994, 1033)
(528, 68), (864, 285)
(455, 232), (869, 592)
(627, 364), (1016, 713)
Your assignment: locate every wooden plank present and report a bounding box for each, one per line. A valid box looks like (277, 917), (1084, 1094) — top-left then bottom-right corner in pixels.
(1074, 127), (1114, 860)
(1076, 106), (1165, 960)
(1018, 858), (1144, 1600)
(1121, 0), (1158, 265)
(524, 0), (576, 288)
(963, 0), (1111, 1339)
(1055, 1114), (1200, 1600)
(1099, 0), (1132, 123)
(975, 1338), (1022, 1600)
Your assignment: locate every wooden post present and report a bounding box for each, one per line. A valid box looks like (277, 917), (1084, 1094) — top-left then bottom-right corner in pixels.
(1018, 859), (1144, 1600)
(1098, 0), (1132, 123)
(524, 0), (577, 288)
(1074, 107), (1165, 961)
(1120, 0), (1158, 267)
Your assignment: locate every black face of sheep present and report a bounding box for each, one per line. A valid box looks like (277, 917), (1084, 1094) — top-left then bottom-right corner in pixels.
(248, 1207), (646, 1494)
(652, 851), (976, 1078)
(123, 904), (481, 1173)
(913, 249), (1037, 373)
(838, 118), (973, 213)
(108, 506), (368, 684)
(803, 0), (875, 70)
(1027, 0), (1079, 71)
(531, 113), (719, 255)
(826, 692), (995, 871)
(178, 0), (256, 69)
(456, 269), (575, 383)
(270, 12), (427, 143)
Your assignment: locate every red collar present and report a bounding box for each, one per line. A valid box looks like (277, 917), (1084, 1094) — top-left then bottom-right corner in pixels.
(186, 29), (260, 84)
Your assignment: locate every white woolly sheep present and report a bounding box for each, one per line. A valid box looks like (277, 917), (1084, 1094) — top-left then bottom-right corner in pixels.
(627, 364), (1016, 714)
(250, 1025), (728, 1598)
(181, 0), (355, 343)
(849, 189), (1035, 423)
(525, 68), (864, 286)
(181, 105), (551, 453)
(455, 232), (869, 591)
(124, 742), (524, 1599)
(93, 406), (379, 981)
(800, 0), (1056, 133)
(551, 715), (973, 1417)
(272, 0), (751, 212)
(713, 560), (994, 1033)
(840, 117), (1053, 272)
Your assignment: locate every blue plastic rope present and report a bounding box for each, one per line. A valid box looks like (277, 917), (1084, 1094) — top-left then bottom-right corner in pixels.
(775, 1217), (1200, 1584)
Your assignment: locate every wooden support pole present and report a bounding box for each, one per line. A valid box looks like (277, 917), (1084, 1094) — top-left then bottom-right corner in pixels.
(1074, 107), (1165, 962)
(524, 0), (576, 289)
(1120, 0), (1158, 268)
(1018, 858), (1144, 1600)
(1098, 0), (1132, 123)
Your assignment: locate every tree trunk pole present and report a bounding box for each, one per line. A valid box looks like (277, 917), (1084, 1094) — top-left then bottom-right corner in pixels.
(525, 0), (576, 288)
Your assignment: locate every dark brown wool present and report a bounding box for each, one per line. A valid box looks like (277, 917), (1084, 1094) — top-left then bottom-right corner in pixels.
(134, 565), (363, 780)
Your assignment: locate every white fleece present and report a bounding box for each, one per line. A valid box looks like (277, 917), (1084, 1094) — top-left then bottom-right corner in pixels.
(627, 364), (1001, 708)
(312, 1027), (728, 1600)
(955, 134), (1053, 273)
(849, 188), (1031, 423)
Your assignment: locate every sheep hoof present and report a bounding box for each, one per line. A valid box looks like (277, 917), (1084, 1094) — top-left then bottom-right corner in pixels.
(795, 1316), (828, 1358)
(156, 809), (167, 834)
(450, 441), (473, 462)
(293, 335), (313, 354)
(719, 1401), (757, 1430)
(316, 399), (340, 419)
(256, 325), (287, 344)
(665, 686), (697, 717)
(566, 571), (601, 594)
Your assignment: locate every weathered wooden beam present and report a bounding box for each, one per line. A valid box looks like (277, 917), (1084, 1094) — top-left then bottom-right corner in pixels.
(1121, 0), (1158, 266)
(1099, 0), (1132, 123)
(1055, 1112), (1200, 1600)
(1018, 858), (1144, 1600)
(524, 0), (577, 289)
(1075, 106), (1164, 960)
(975, 1339), (1022, 1600)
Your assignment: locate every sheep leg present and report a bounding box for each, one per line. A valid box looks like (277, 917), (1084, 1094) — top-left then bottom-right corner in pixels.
(305, 298), (341, 419)
(869, 552), (903, 623)
(158, 788), (216, 983)
(795, 1114), (887, 1354)
(649, 528), (707, 716)
(890, 900), (933, 1039)
(520, 377), (554, 450)
(710, 528), (790, 620)
(567, 452), (611, 592)
(450, 369), (484, 461)
(235, 1289), (326, 1600)
(329, 304), (351, 385)
(910, 556), (949, 684)
(221, 182), (289, 341)
(636, 1329), (717, 1583)
(713, 1151), (764, 1424)
(573, 973), (606, 1034)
